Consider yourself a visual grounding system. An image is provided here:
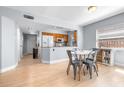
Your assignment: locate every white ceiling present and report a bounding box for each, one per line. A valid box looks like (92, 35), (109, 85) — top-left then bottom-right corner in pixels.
(18, 20), (72, 34)
(0, 6), (75, 33)
(2, 6), (124, 34)
(7, 6), (124, 26)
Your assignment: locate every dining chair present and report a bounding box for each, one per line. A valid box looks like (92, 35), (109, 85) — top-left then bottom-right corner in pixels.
(71, 48), (80, 60)
(82, 49), (98, 79)
(66, 50), (80, 80)
(91, 48), (99, 71)
(72, 48), (80, 51)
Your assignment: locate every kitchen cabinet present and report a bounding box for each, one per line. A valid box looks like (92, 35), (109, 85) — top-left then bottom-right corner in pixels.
(64, 35), (68, 42)
(42, 32), (68, 43)
(74, 31), (77, 42)
(96, 49), (103, 62)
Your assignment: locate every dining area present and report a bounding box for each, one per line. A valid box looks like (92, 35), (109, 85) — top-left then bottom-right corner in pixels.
(66, 48), (99, 81)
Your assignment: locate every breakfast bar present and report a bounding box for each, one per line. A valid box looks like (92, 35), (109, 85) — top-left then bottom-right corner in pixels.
(41, 47), (76, 64)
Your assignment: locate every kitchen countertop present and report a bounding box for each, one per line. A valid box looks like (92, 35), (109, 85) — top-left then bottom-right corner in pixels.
(41, 46), (77, 48)
(97, 47), (124, 50)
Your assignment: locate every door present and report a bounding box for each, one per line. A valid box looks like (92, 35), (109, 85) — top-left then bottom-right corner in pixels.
(27, 36), (36, 54)
(23, 34), (37, 55)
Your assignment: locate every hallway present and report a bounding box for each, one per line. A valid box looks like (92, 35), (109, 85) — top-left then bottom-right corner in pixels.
(18, 55), (40, 67)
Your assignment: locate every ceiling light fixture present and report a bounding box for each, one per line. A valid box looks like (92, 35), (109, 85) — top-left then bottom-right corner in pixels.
(88, 6), (97, 12)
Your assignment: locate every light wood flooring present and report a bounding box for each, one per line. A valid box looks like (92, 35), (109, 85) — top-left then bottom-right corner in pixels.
(0, 55), (124, 87)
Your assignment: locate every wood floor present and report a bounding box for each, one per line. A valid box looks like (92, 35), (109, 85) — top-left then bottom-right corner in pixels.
(0, 55), (124, 87)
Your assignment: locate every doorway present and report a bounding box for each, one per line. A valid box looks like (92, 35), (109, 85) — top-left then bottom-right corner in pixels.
(23, 34), (37, 55)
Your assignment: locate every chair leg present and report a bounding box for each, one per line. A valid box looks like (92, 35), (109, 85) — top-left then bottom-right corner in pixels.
(96, 63), (98, 71)
(87, 65), (89, 70)
(78, 64), (82, 81)
(73, 65), (77, 80)
(83, 64), (88, 76)
(83, 64), (86, 76)
(94, 65), (98, 76)
(88, 65), (92, 79)
(66, 63), (71, 75)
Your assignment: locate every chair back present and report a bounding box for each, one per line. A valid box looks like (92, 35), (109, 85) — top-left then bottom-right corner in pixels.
(92, 50), (98, 62)
(87, 49), (98, 62)
(72, 48), (80, 52)
(71, 48), (80, 60)
(67, 50), (79, 64)
(66, 50), (73, 64)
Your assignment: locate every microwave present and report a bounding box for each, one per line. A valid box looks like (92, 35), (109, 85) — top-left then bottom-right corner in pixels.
(57, 38), (64, 42)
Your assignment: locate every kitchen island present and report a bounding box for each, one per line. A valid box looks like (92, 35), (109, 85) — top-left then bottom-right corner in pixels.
(41, 47), (76, 64)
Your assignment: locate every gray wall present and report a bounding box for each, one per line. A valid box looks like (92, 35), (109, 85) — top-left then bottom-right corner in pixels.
(0, 18), (1, 69)
(0, 16), (17, 70)
(77, 27), (83, 49)
(83, 12), (124, 49)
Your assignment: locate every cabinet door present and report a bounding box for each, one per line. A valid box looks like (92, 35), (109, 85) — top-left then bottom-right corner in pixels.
(59, 34), (63, 38)
(74, 31), (77, 42)
(96, 49), (103, 62)
(64, 35), (68, 42)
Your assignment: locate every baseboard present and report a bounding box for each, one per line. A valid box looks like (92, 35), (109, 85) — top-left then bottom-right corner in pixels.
(41, 58), (69, 64)
(0, 63), (18, 73)
(41, 60), (49, 64)
(114, 63), (124, 67)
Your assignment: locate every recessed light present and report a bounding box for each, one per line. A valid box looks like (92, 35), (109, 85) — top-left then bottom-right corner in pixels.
(88, 6), (97, 12)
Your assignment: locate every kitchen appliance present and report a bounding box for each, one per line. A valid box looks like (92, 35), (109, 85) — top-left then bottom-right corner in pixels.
(57, 38), (64, 42)
(42, 36), (54, 47)
(55, 42), (64, 47)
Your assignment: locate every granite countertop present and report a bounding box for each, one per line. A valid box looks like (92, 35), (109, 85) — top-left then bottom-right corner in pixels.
(97, 47), (124, 50)
(41, 46), (77, 48)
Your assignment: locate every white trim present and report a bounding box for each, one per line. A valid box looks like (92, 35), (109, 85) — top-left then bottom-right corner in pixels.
(41, 58), (69, 64)
(0, 63), (17, 73)
(41, 60), (49, 64)
(114, 63), (124, 67)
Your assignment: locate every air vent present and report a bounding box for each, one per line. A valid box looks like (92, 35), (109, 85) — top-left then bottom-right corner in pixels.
(55, 26), (66, 30)
(23, 14), (34, 20)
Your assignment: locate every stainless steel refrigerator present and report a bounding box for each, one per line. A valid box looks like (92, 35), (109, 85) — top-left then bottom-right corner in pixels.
(42, 36), (54, 47)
